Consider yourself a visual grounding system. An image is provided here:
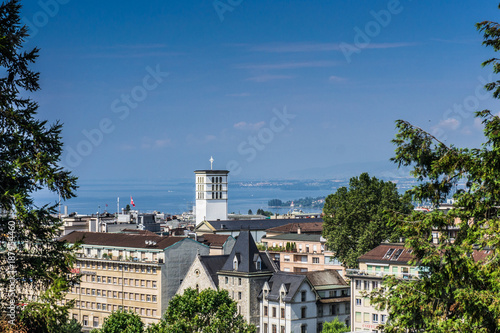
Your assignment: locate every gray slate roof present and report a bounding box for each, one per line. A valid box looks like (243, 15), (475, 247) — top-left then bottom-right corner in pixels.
(209, 218), (323, 231)
(199, 255), (229, 287)
(260, 272), (307, 303)
(220, 230), (275, 273)
(263, 233), (323, 242)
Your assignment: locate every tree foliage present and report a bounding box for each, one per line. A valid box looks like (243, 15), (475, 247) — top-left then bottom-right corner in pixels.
(147, 288), (255, 333)
(0, 0), (78, 329)
(91, 310), (144, 333)
(322, 172), (412, 268)
(321, 318), (349, 333)
(369, 6), (500, 332)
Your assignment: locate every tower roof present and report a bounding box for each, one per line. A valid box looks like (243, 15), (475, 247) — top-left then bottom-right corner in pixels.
(221, 230), (275, 273)
(194, 170), (229, 174)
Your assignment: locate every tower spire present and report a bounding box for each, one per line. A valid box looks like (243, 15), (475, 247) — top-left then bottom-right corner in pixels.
(210, 156), (214, 170)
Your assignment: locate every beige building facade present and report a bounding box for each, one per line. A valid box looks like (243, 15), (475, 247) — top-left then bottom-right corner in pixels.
(261, 233), (345, 277)
(61, 231), (209, 330)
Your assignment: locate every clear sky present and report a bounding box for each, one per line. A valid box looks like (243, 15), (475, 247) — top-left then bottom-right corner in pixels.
(21, 0), (500, 182)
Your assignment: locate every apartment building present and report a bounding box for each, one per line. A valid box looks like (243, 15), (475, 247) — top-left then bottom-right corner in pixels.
(346, 243), (419, 332)
(261, 233), (345, 277)
(259, 270), (350, 333)
(60, 231), (209, 330)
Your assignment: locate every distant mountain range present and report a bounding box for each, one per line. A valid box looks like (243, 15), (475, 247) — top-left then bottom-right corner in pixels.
(288, 160), (412, 180)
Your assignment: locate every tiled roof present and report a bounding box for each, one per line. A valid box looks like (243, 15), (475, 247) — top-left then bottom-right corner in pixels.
(265, 222), (323, 234)
(199, 234), (232, 247)
(358, 243), (414, 264)
(119, 229), (158, 236)
(204, 218), (323, 232)
(59, 231), (184, 250)
(304, 269), (347, 287)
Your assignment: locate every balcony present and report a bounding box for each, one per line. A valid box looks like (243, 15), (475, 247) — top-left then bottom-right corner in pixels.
(345, 269), (420, 280)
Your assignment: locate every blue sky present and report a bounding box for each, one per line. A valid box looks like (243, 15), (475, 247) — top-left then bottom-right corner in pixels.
(22, 0), (500, 182)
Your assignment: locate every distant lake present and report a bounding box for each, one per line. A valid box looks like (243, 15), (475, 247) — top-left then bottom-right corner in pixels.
(33, 179), (337, 216)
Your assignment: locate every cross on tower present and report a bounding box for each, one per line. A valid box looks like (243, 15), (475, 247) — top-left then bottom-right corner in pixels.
(210, 156), (214, 170)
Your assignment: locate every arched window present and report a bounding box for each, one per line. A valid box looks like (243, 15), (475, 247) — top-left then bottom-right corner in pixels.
(219, 177), (222, 183)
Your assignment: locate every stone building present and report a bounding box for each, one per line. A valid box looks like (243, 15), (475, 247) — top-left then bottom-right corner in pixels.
(177, 230), (277, 327)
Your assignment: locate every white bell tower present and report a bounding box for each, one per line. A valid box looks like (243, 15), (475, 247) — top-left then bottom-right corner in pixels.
(195, 157), (229, 224)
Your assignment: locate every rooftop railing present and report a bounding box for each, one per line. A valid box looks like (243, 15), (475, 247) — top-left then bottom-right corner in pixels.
(345, 269), (420, 280)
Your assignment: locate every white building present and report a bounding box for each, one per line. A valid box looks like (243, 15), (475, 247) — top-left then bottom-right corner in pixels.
(259, 270), (350, 333)
(195, 166), (229, 224)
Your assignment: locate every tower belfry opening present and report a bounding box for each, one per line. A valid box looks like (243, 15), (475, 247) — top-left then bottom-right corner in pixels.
(195, 157), (229, 224)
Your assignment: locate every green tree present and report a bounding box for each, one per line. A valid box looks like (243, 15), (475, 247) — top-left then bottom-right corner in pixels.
(248, 209), (253, 215)
(369, 7), (500, 332)
(91, 310), (144, 333)
(0, 0), (78, 328)
(322, 172), (412, 268)
(125, 204), (131, 212)
(321, 318), (349, 333)
(17, 277), (81, 333)
(149, 288), (255, 333)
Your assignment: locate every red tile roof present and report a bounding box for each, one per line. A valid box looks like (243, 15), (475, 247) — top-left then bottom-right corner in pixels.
(358, 243), (414, 264)
(60, 231), (183, 249)
(199, 234), (231, 247)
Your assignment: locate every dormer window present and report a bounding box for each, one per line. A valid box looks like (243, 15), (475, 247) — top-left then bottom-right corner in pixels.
(233, 257), (239, 270)
(255, 256), (262, 270)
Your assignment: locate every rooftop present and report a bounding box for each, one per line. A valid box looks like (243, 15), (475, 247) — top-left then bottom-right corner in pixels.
(265, 222), (323, 234)
(263, 233), (324, 242)
(60, 231), (184, 250)
(200, 218), (323, 232)
(358, 243), (414, 264)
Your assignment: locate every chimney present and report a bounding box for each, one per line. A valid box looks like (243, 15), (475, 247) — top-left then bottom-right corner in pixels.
(297, 226), (301, 234)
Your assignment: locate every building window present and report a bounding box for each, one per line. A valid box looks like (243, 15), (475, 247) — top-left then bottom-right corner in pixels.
(301, 291), (306, 302)
(225, 277), (229, 284)
(238, 292), (242, 300)
(364, 281), (369, 290)
(373, 314), (379, 323)
(356, 298), (362, 306)
(264, 324), (268, 332)
(281, 307), (285, 318)
(272, 325), (277, 333)
(355, 279), (361, 290)
(312, 257), (319, 264)
(381, 314), (387, 323)
(272, 307), (277, 318)
(317, 304), (323, 317)
(364, 312), (370, 322)
(301, 307), (306, 319)
(238, 278), (241, 285)
(152, 295), (157, 302)
(300, 324), (307, 333)
(93, 317), (99, 328)
(355, 312), (362, 323)
(83, 316), (88, 327)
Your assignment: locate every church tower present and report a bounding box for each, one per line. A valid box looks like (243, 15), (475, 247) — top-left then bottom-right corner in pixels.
(195, 157), (229, 224)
